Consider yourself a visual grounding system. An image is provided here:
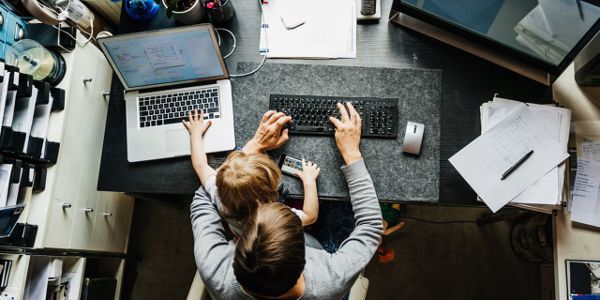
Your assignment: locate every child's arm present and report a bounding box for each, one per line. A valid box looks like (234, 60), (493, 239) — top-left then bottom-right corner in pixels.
(296, 159), (320, 226)
(183, 110), (216, 186)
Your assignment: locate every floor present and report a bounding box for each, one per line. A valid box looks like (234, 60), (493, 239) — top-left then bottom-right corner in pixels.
(123, 199), (553, 300)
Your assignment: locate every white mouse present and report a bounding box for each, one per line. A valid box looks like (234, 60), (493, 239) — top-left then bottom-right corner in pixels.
(402, 121), (425, 155)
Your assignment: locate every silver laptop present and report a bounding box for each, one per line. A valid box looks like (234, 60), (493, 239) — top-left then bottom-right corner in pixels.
(98, 24), (235, 162)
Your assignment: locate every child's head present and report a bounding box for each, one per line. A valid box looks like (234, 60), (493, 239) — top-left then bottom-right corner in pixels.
(216, 151), (282, 224)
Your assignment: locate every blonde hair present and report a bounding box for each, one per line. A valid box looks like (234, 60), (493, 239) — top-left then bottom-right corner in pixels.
(216, 151), (281, 225)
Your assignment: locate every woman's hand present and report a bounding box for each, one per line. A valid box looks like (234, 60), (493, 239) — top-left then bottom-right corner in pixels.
(329, 102), (363, 165)
(243, 110), (292, 154)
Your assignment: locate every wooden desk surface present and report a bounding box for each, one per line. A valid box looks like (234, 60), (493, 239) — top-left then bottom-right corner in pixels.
(553, 63), (600, 300)
(98, 0), (552, 205)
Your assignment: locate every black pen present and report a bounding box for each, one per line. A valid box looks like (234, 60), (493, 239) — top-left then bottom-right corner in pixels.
(501, 150), (534, 181)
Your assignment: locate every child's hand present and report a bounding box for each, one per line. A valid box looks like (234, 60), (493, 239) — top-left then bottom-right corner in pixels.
(296, 159), (320, 183)
(183, 110), (212, 139)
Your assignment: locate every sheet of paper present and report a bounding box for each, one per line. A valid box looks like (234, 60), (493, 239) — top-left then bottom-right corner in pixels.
(25, 258), (51, 300)
(2, 90), (17, 127)
(582, 141), (600, 162)
(259, 0), (356, 58)
(450, 105), (569, 212)
(12, 86), (38, 152)
(482, 98), (571, 206)
(571, 159), (600, 228)
(0, 165), (12, 208)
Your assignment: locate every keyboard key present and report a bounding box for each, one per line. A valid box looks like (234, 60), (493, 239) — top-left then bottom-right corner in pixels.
(269, 94), (397, 138)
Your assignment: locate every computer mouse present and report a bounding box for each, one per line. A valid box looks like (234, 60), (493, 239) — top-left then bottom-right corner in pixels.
(402, 121), (424, 155)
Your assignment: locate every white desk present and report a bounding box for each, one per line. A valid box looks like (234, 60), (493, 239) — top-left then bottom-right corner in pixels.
(552, 63), (600, 300)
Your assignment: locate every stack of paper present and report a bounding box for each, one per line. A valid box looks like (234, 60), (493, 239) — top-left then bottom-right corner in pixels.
(449, 96), (571, 213)
(258, 0), (356, 58)
(571, 137), (600, 228)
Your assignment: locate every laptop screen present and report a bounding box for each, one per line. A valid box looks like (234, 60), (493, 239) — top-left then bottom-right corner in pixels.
(99, 25), (228, 91)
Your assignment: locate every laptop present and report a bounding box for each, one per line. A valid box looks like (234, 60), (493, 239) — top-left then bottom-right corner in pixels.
(98, 24), (235, 162)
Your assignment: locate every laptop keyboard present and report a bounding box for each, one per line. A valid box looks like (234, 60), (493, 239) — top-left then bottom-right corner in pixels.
(138, 87), (220, 128)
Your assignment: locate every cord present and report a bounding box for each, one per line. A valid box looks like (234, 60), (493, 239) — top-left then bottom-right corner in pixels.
(49, 0), (96, 47)
(52, 16), (95, 47)
(226, 0), (269, 78)
(214, 28), (236, 59)
(399, 215), (478, 225)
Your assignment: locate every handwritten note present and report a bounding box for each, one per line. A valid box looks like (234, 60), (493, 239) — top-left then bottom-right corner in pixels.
(571, 159), (600, 228)
(450, 105), (569, 212)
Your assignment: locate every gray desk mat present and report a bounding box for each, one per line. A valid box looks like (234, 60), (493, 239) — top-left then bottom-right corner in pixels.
(231, 62), (441, 202)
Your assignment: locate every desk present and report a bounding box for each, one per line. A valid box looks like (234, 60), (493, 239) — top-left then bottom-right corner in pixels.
(553, 64), (600, 300)
(98, 0), (552, 205)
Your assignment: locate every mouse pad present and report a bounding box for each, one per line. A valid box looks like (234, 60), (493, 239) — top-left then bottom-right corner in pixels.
(232, 62), (441, 202)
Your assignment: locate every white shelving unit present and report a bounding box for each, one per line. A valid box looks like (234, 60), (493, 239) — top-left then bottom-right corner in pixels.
(18, 38), (134, 253)
(0, 34), (134, 299)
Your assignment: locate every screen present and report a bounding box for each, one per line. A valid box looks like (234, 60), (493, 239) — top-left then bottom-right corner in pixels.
(102, 28), (225, 89)
(400, 0), (600, 68)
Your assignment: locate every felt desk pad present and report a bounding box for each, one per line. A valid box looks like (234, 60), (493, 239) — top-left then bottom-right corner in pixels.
(231, 62), (441, 202)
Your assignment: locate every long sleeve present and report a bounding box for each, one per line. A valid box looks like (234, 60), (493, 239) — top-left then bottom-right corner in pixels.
(330, 159), (383, 290)
(190, 186), (239, 297)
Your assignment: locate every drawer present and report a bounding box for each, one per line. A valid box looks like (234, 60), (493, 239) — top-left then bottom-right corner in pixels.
(92, 193), (134, 253)
(44, 197), (76, 248)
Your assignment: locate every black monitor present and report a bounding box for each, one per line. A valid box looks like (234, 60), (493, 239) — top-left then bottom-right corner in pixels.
(392, 0), (600, 76)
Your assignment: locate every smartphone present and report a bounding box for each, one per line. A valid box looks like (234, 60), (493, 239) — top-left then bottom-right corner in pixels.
(277, 153), (303, 177)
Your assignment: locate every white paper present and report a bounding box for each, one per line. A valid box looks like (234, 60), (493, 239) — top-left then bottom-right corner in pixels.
(62, 272), (82, 300)
(0, 165), (12, 208)
(482, 98), (571, 206)
(0, 69), (10, 128)
(259, 0), (356, 58)
(2, 90), (17, 127)
(25, 258), (51, 300)
(583, 141), (600, 162)
(571, 159), (600, 228)
(12, 86), (39, 152)
(450, 105), (569, 212)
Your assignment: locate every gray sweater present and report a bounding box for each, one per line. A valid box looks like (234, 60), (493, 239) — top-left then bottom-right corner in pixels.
(190, 159), (383, 300)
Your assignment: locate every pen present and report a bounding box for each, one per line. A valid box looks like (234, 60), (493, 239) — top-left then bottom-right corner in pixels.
(501, 150), (534, 181)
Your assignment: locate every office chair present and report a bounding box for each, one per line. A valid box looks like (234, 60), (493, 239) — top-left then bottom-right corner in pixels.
(187, 271), (370, 300)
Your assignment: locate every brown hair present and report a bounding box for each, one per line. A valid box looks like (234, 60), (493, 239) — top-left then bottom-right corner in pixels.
(216, 151), (281, 226)
(233, 202), (305, 297)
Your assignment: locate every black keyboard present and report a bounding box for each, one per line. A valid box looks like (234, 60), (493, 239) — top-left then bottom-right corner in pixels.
(269, 94), (398, 138)
(138, 87), (220, 128)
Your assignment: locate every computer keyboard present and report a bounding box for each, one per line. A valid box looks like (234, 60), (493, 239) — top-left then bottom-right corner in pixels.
(269, 94), (398, 138)
(138, 87), (220, 128)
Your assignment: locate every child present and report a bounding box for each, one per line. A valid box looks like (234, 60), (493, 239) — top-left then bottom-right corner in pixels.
(183, 110), (320, 235)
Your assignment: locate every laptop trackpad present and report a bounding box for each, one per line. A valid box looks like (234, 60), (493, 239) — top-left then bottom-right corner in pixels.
(165, 129), (189, 153)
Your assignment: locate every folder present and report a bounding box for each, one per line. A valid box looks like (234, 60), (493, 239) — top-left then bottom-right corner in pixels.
(27, 86), (63, 164)
(7, 80), (49, 155)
